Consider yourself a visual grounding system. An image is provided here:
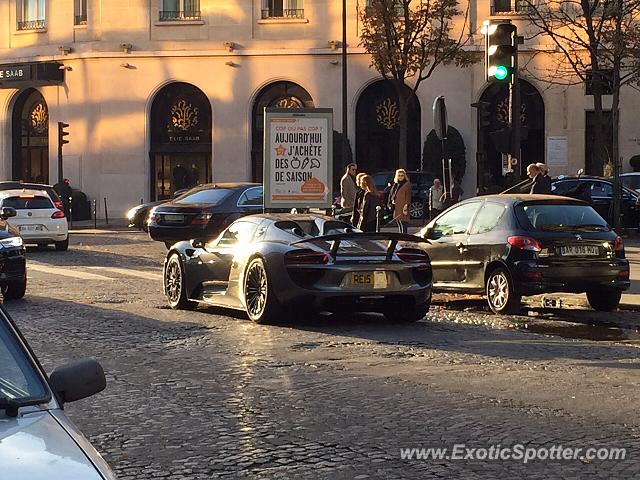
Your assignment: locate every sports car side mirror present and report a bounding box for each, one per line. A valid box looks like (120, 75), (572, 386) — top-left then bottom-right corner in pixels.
(191, 238), (205, 249)
(0, 207), (16, 219)
(50, 359), (106, 405)
(422, 226), (433, 239)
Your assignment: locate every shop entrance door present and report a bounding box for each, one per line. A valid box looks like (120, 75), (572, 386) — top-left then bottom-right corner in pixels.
(152, 153), (211, 200)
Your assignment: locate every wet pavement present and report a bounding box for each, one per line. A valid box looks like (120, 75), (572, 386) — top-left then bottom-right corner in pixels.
(6, 231), (640, 478)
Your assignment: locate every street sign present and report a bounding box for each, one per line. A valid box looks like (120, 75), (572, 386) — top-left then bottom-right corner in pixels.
(263, 108), (333, 209)
(432, 96), (448, 141)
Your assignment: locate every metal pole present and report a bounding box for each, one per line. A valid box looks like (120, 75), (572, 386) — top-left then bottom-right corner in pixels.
(103, 197), (109, 225)
(57, 122), (63, 184)
(93, 199), (97, 229)
(341, 0), (348, 164)
(68, 195), (73, 230)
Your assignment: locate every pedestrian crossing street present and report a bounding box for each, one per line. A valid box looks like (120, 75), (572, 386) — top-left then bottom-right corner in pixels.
(28, 263), (163, 282)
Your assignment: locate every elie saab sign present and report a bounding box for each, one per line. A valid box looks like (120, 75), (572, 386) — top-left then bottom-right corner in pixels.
(0, 62), (64, 88)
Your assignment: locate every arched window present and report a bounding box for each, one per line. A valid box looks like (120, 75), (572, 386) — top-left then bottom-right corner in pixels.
(150, 82), (212, 200)
(12, 89), (49, 183)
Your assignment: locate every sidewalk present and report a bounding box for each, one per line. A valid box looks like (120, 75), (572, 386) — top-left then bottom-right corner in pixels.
(68, 218), (130, 234)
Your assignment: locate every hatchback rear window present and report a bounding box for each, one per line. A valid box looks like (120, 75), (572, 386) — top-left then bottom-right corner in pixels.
(3, 196), (53, 209)
(175, 189), (232, 205)
(516, 203), (609, 232)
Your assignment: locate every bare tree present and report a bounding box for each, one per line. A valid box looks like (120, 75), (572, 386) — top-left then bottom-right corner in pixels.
(520, 0), (640, 174)
(359, 0), (475, 169)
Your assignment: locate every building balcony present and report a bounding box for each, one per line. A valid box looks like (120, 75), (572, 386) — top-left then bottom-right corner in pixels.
(159, 10), (202, 21)
(261, 8), (305, 19)
(17, 19), (46, 31)
(491, 0), (535, 15)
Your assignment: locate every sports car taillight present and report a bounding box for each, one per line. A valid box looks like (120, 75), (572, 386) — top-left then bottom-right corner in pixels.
(507, 236), (542, 252)
(397, 248), (429, 263)
(284, 249), (329, 265)
(51, 210), (65, 219)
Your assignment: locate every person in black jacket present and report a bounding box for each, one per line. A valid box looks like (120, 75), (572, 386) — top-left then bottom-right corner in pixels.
(528, 164), (551, 194)
(350, 172), (367, 227)
(357, 174), (380, 232)
(536, 163), (552, 193)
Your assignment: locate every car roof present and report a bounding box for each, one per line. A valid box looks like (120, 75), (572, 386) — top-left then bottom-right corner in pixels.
(0, 188), (50, 198)
(0, 181), (55, 189)
(245, 213), (337, 222)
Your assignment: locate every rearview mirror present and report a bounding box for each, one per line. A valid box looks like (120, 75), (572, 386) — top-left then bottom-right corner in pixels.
(577, 168), (585, 177)
(49, 358), (106, 404)
(1, 207), (16, 219)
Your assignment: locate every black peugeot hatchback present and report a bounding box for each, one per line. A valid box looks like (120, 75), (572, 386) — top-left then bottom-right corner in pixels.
(148, 183), (263, 247)
(419, 194), (630, 314)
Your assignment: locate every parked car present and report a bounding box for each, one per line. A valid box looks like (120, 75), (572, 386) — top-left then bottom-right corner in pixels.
(126, 188), (190, 232)
(163, 213), (432, 324)
(0, 207), (26, 299)
(0, 181), (63, 210)
(620, 172), (640, 192)
(419, 194), (629, 314)
(0, 305), (115, 479)
(372, 171), (435, 220)
(0, 189), (69, 251)
(148, 183), (263, 247)
(551, 176), (640, 229)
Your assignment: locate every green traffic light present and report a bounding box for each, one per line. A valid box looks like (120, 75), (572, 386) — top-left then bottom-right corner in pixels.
(494, 65), (509, 80)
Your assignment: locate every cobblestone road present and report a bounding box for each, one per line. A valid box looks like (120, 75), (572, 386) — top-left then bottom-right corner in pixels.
(7, 231), (640, 478)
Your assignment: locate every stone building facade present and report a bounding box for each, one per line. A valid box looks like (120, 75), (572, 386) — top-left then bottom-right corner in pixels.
(0, 0), (638, 216)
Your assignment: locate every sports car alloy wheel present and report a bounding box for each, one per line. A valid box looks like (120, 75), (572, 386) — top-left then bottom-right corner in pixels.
(486, 268), (521, 315)
(164, 254), (196, 310)
(245, 259), (268, 320)
(410, 201), (425, 219)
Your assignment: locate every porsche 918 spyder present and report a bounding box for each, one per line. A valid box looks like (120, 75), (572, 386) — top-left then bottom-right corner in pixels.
(163, 214), (433, 324)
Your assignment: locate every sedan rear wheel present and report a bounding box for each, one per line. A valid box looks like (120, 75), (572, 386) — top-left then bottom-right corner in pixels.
(586, 288), (622, 312)
(164, 253), (196, 310)
(244, 257), (282, 324)
(486, 267), (521, 315)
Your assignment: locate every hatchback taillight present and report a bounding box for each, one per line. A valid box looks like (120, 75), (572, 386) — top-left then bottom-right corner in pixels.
(53, 200), (63, 210)
(507, 236), (542, 252)
(51, 210), (65, 219)
(284, 249), (329, 265)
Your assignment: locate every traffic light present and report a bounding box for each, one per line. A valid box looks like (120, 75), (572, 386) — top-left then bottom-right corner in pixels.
(483, 21), (517, 83)
(58, 122), (69, 147)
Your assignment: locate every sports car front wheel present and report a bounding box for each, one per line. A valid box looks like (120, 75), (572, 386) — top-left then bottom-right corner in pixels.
(244, 257), (283, 324)
(164, 253), (197, 310)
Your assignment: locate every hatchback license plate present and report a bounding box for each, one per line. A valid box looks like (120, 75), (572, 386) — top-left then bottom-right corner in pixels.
(351, 271), (388, 289)
(559, 245), (599, 256)
(19, 225), (43, 232)
(163, 214), (184, 224)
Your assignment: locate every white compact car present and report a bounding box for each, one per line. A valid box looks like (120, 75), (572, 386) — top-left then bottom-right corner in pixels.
(0, 189), (69, 251)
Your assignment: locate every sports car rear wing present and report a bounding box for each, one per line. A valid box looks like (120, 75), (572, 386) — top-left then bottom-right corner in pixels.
(291, 232), (429, 261)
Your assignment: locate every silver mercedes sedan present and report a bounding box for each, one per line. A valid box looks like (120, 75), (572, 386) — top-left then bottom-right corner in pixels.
(0, 305), (116, 479)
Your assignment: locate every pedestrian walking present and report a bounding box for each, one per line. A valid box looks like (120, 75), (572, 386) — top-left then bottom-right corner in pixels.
(340, 163), (358, 208)
(528, 163), (550, 194)
(429, 178), (445, 220)
(54, 178), (73, 217)
(443, 179), (464, 209)
(536, 162), (552, 193)
(388, 169), (411, 233)
(351, 172), (367, 227)
(357, 174), (380, 232)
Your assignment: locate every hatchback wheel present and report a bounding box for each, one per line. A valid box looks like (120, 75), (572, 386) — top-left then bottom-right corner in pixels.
(55, 237), (69, 251)
(586, 288), (622, 312)
(410, 200), (426, 219)
(486, 267), (521, 315)
(243, 257), (282, 324)
(164, 253), (196, 310)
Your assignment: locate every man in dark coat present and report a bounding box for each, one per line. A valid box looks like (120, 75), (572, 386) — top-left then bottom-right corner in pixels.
(528, 164), (551, 194)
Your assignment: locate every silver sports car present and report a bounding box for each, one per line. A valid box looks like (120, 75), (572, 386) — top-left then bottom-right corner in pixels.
(163, 214), (433, 324)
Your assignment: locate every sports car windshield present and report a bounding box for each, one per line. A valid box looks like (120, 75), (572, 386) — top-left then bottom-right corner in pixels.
(0, 318), (48, 406)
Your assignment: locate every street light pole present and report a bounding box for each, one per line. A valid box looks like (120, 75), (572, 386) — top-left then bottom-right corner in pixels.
(341, 0), (348, 163)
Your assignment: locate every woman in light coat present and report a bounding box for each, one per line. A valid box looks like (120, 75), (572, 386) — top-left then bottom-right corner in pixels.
(387, 169), (411, 233)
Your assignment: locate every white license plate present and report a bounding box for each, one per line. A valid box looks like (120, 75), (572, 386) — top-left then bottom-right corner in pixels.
(163, 214), (184, 224)
(350, 271), (388, 289)
(19, 225), (43, 232)
(559, 245), (599, 256)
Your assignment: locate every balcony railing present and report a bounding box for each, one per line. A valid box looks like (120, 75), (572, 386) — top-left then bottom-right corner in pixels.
(17, 19), (45, 30)
(159, 10), (201, 21)
(75, 14), (87, 25)
(261, 8), (305, 19)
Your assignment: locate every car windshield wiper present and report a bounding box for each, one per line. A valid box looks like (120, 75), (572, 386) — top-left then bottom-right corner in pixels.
(567, 224), (609, 232)
(0, 395), (49, 418)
